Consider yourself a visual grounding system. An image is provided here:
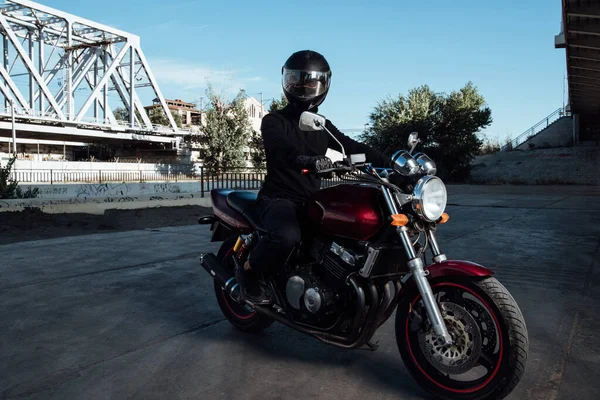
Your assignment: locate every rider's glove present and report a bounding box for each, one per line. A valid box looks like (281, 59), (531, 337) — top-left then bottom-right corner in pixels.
(295, 155), (334, 173)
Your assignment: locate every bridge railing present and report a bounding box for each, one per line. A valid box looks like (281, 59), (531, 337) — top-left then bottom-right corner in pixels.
(0, 107), (192, 134)
(501, 107), (571, 151)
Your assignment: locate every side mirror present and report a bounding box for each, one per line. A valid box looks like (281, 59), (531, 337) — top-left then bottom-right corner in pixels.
(408, 132), (420, 154)
(299, 111), (326, 132)
(349, 153), (366, 164)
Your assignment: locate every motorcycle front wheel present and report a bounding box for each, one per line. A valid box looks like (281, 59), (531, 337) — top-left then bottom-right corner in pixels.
(396, 276), (528, 400)
(213, 235), (273, 334)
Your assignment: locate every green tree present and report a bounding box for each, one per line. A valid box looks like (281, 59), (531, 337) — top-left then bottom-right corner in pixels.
(269, 93), (288, 112)
(114, 106), (183, 128)
(192, 85), (252, 172)
(113, 107), (128, 121)
(249, 130), (266, 170)
(148, 107), (183, 128)
(113, 107), (143, 124)
(361, 82), (492, 181)
(0, 156), (39, 199)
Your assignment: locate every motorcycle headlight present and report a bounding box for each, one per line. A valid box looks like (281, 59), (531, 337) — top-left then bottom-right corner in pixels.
(412, 176), (447, 222)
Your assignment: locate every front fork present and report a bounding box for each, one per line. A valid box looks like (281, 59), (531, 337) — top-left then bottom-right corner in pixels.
(398, 226), (453, 345)
(382, 186), (453, 345)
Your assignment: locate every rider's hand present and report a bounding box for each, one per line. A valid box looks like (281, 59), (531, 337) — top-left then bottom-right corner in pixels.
(295, 155), (334, 173)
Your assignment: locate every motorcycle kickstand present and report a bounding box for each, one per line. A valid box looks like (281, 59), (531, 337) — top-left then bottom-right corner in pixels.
(364, 340), (379, 351)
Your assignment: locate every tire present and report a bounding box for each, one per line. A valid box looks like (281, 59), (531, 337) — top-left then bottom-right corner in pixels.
(214, 235), (273, 334)
(395, 276), (528, 400)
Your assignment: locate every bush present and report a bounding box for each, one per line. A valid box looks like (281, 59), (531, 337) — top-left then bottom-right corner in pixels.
(0, 156), (39, 199)
(479, 135), (501, 155)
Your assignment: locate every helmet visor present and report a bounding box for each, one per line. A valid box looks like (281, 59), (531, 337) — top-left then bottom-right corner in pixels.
(282, 68), (331, 100)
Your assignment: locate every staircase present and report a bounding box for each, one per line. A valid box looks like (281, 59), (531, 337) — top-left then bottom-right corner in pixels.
(501, 107), (571, 151)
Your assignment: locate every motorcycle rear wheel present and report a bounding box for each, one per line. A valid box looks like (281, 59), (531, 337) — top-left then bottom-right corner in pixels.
(213, 235), (273, 334)
(396, 276), (528, 400)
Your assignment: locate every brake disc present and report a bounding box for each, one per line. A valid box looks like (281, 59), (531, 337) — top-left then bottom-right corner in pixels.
(463, 298), (497, 354)
(418, 302), (482, 375)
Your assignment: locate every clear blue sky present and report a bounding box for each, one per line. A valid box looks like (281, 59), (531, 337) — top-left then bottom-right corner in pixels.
(52, 0), (566, 142)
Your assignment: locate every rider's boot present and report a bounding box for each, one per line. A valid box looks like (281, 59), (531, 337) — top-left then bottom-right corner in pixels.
(234, 260), (270, 305)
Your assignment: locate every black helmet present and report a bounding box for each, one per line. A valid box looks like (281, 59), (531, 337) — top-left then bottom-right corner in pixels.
(282, 50), (332, 111)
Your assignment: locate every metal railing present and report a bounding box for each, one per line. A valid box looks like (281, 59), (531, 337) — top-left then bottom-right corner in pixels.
(501, 107), (571, 151)
(8, 166), (350, 197)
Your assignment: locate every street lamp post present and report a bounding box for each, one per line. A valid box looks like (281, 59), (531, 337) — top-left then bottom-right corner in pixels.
(11, 99), (16, 156)
(259, 92), (263, 117)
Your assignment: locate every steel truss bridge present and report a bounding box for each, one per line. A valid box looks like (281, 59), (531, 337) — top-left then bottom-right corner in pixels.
(0, 0), (187, 151)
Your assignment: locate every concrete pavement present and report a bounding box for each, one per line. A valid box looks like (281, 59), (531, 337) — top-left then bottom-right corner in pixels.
(1, 186), (599, 399)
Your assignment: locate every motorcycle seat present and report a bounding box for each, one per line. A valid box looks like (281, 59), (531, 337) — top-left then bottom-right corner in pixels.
(226, 191), (266, 232)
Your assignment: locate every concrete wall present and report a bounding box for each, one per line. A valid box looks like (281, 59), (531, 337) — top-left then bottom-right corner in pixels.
(19, 181), (203, 200)
(0, 181), (211, 214)
(0, 194), (212, 215)
(471, 146), (600, 185)
(0, 182), (262, 214)
(516, 116), (573, 150)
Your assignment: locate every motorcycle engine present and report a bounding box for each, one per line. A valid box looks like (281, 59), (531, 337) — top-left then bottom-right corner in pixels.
(285, 270), (336, 316)
(284, 240), (362, 320)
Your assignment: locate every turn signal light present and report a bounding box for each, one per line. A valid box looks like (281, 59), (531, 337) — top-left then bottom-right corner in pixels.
(391, 214), (409, 226)
(439, 213), (450, 224)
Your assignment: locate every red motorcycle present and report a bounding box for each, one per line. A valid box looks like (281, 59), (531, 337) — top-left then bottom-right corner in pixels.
(199, 112), (528, 399)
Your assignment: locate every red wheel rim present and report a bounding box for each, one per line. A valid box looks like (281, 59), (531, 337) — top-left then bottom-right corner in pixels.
(220, 287), (256, 320)
(405, 282), (504, 394)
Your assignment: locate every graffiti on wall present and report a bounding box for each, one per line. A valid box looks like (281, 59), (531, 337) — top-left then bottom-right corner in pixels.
(76, 183), (130, 198)
(103, 197), (139, 203)
(139, 183), (149, 193)
(0, 197), (87, 209)
(153, 183), (181, 194)
(0, 193), (198, 210)
(34, 187), (69, 198)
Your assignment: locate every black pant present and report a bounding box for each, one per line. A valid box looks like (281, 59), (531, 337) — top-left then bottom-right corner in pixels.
(248, 196), (302, 274)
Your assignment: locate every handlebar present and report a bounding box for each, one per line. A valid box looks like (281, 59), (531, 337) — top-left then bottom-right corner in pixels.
(301, 162), (353, 177)
(302, 162), (391, 178)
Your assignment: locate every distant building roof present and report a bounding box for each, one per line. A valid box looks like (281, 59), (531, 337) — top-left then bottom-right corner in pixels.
(145, 98), (201, 114)
(150, 98), (198, 108)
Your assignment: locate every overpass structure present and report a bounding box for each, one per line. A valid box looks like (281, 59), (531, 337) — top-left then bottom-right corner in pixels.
(0, 0), (188, 156)
(556, 0), (600, 144)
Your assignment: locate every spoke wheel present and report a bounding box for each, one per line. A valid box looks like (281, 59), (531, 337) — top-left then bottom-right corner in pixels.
(396, 277), (528, 400)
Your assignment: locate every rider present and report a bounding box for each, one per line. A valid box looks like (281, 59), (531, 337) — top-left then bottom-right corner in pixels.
(235, 49), (405, 303)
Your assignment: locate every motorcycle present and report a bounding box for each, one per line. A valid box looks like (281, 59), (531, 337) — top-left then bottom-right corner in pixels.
(198, 111), (528, 399)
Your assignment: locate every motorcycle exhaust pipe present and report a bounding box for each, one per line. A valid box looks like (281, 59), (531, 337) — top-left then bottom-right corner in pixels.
(199, 253), (238, 295)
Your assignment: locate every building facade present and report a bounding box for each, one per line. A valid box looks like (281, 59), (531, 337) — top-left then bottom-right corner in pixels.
(244, 96), (266, 133)
(144, 98), (203, 127)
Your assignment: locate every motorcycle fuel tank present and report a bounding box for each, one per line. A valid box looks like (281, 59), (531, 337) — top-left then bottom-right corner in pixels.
(306, 183), (384, 241)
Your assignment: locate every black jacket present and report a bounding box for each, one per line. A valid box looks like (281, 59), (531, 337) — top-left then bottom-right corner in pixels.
(259, 105), (389, 203)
